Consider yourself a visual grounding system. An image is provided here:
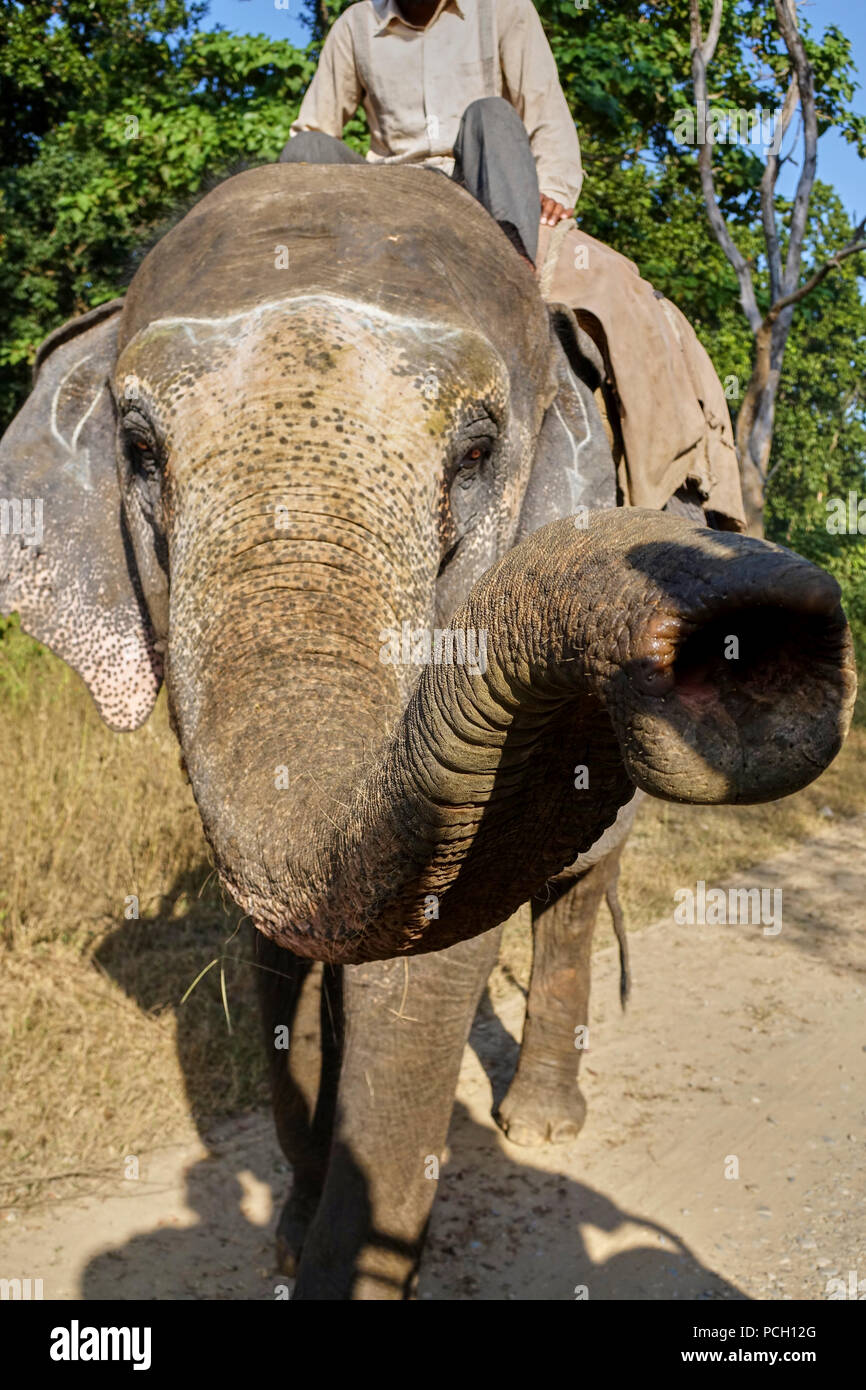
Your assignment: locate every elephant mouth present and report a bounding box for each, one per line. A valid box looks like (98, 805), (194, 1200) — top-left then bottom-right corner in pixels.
(673, 603), (841, 708)
(620, 564), (854, 805)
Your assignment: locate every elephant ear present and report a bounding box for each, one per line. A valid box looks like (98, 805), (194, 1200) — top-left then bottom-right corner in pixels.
(516, 303), (616, 543)
(0, 299), (162, 731)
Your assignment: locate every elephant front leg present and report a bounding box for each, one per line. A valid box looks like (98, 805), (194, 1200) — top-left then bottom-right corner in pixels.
(292, 927), (503, 1300)
(254, 932), (343, 1275)
(496, 845), (625, 1147)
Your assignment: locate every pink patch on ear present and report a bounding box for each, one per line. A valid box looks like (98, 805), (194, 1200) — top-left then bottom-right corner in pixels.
(73, 614), (164, 732)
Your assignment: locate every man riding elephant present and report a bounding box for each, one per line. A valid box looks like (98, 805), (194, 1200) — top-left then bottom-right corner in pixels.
(285, 0), (746, 531)
(286, 0), (579, 264)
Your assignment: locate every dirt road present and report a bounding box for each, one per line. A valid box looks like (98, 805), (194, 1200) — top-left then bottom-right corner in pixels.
(3, 817), (864, 1300)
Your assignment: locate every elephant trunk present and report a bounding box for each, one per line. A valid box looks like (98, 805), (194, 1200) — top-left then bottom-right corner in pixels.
(179, 510), (856, 964)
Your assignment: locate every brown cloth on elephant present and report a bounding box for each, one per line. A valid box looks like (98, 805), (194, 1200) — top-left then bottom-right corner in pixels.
(536, 220), (746, 531)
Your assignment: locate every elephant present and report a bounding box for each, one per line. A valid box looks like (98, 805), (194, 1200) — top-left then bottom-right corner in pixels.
(0, 161), (856, 1299)
(494, 788), (641, 1146)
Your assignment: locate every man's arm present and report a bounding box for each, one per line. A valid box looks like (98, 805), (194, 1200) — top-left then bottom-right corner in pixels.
(289, 12), (363, 140)
(498, 0), (584, 222)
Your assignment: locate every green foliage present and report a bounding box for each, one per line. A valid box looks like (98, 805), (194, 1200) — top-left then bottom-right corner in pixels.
(762, 186), (866, 655)
(0, 0), (314, 425)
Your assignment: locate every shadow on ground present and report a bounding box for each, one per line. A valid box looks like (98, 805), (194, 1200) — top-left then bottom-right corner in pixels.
(92, 866), (267, 1129)
(78, 862), (749, 1301)
(77, 1087), (745, 1301)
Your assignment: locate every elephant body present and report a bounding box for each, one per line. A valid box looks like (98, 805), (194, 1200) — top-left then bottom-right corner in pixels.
(0, 164), (855, 1298)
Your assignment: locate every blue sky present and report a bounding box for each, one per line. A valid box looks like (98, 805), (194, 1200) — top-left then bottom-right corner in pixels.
(204, 0), (865, 221)
(205, 0), (308, 46)
(784, 0), (865, 222)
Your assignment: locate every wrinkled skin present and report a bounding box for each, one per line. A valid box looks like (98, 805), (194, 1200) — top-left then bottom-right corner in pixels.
(497, 489), (698, 1148)
(0, 164), (856, 1298)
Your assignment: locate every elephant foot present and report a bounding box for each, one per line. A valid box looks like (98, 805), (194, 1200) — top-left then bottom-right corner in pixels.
(495, 1079), (587, 1147)
(275, 1187), (320, 1276)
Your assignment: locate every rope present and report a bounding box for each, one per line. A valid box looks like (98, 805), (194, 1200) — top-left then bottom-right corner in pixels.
(538, 217), (574, 297)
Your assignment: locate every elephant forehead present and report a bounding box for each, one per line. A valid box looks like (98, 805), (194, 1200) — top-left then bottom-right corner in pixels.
(115, 294), (511, 418)
(119, 164), (547, 357)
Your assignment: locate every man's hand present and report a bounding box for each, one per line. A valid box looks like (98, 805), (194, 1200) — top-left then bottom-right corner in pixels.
(540, 194), (574, 227)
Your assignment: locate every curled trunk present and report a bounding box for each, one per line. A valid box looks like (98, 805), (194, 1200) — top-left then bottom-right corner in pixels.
(185, 510), (856, 964)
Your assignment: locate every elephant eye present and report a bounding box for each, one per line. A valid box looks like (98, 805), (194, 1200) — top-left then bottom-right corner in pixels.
(128, 438), (158, 475)
(123, 415), (160, 476)
(448, 415), (497, 517)
(455, 442), (492, 480)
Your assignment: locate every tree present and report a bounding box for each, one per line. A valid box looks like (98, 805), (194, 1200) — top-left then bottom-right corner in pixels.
(687, 0), (866, 533)
(0, 1), (314, 427)
(762, 183), (866, 647)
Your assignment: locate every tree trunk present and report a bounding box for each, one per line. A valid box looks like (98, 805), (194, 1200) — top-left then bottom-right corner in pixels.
(734, 310), (795, 536)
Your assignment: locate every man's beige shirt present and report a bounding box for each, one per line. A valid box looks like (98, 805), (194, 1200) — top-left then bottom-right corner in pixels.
(290, 0), (583, 208)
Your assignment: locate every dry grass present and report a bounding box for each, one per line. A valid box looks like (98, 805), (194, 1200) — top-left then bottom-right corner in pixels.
(1, 617), (863, 1208)
(617, 727), (866, 932)
(491, 720), (866, 998)
(0, 621), (268, 1208)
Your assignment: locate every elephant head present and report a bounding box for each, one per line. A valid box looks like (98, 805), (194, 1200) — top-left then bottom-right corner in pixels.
(0, 165), (856, 963)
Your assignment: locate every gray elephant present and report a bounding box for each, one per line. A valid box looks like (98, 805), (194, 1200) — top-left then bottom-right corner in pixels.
(0, 162), (856, 1299)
